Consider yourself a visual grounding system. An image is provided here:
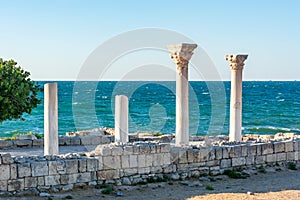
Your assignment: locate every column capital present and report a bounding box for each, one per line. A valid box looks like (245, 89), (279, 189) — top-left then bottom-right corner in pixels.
(225, 54), (248, 70)
(167, 43), (197, 74)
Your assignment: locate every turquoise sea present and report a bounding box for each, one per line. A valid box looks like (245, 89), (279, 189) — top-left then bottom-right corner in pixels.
(0, 81), (299, 137)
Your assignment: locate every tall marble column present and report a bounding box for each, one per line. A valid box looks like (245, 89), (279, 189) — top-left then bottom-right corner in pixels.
(44, 83), (59, 155)
(167, 43), (197, 146)
(225, 54), (248, 142)
(115, 95), (129, 144)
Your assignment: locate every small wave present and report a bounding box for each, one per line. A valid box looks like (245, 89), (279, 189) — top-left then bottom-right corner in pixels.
(278, 99), (285, 102)
(102, 96), (108, 99)
(72, 102), (78, 105)
(202, 92), (209, 95)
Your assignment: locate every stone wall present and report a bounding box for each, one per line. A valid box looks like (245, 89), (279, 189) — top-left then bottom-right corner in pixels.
(0, 140), (299, 194)
(0, 135), (114, 149)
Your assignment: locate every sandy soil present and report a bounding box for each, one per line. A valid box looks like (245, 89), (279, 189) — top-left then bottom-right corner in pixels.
(2, 169), (300, 200)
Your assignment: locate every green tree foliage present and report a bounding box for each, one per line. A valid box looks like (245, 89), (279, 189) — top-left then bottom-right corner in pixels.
(0, 58), (41, 123)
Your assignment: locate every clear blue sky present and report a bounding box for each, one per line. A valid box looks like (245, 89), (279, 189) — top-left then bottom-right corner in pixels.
(0, 0), (299, 80)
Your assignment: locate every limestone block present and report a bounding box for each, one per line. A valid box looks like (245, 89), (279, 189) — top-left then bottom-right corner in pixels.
(206, 160), (219, 167)
(95, 156), (103, 170)
(48, 161), (58, 175)
(248, 145), (257, 156)
(261, 143), (274, 155)
(129, 155), (138, 168)
(220, 159), (232, 169)
(192, 149), (200, 162)
(274, 142), (285, 153)
(145, 154), (153, 167)
(0, 165), (10, 180)
(87, 159), (98, 172)
(70, 137), (81, 145)
(208, 149), (216, 160)
(199, 149), (210, 162)
(97, 169), (119, 180)
(139, 145), (151, 154)
(246, 155), (255, 165)
(14, 140), (32, 148)
(284, 141), (294, 152)
(111, 146), (123, 156)
(0, 180), (7, 191)
(60, 174), (78, 184)
(56, 160), (66, 174)
(121, 155), (130, 168)
(78, 159), (87, 172)
(38, 177), (45, 186)
(94, 145), (111, 156)
(31, 162), (48, 177)
(88, 172), (95, 181)
(138, 167), (150, 174)
(215, 147), (223, 160)
(77, 172), (92, 183)
(294, 141), (300, 151)
(10, 164), (17, 179)
(45, 175), (60, 186)
(24, 177), (37, 188)
(266, 154), (276, 163)
(32, 139), (44, 147)
(155, 144), (161, 153)
(7, 179), (24, 191)
(229, 146), (242, 158)
(232, 157), (246, 167)
(123, 146), (133, 155)
(163, 165), (175, 174)
(222, 147), (229, 159)
(65, 160), (78, 174)
(163, 153), (171, 166)
(255, 155), (266, 164)
(156, 154), (164, 166)
(1, 154), (13, 164)
(188, 162), (206, 169)
(198, 167), (209, 175)
(150, 145), (157, 153)
(209, 166), (220, 175)
(103, 156), (121, 169)
(80, 135), (102, 145)
(160, 143), (171, 153)
(0, 140), (13, 149)
(256, 144), (262, 155)
(187, 149), (194, 163)
(241, 145), (248, 157)
(122, 168), (138, 176)
(170, 146), (180, 164)
(137, 154), (146, 168)
(287, 152), (296, 161)
(276, 152), (287, 161)
(178, 150), (188, 164)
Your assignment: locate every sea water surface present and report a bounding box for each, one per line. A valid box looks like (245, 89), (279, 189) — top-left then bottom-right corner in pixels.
(0, 81), (299, 137)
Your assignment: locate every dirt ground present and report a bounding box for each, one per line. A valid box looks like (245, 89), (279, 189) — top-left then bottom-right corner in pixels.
(2, 169), (300, 200)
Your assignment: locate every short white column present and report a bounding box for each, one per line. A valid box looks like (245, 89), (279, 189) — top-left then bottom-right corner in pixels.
(115, 95), (129, 144)
(44, 83), (59, 155)
(225, 54), (248, 142)
(167, 43), (197, 146)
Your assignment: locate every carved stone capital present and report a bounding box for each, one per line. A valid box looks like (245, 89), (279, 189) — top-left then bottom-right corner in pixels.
(167, 43), (197, 75)
(225, 54), (248, 70)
